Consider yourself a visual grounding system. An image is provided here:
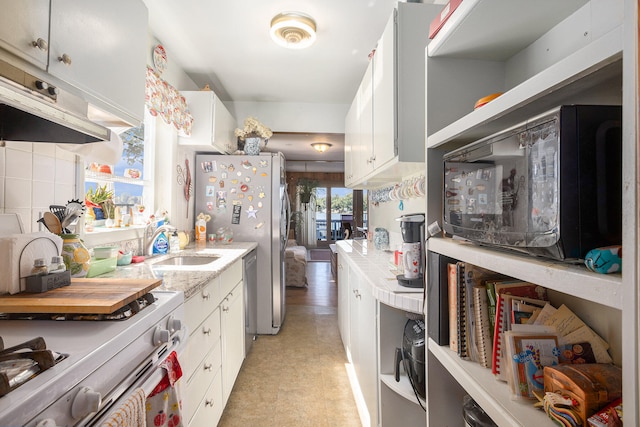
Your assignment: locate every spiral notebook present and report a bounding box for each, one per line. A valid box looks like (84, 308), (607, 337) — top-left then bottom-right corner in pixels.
(473, 285), (492, 368)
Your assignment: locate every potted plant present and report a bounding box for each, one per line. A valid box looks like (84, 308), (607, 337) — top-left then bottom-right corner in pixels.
(234, 117), (273, 155)
(85, 184), (114, 222)
(297, 178), (318, 205)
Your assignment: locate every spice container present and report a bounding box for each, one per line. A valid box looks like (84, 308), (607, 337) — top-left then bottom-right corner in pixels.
(31, 259), (49, 276)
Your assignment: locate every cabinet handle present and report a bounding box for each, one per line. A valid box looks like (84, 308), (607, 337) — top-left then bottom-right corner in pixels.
(58, 53), (72, 66)
(222, 306), (229, 312)
(203, 363), (213, 371)
(205, 399), (214, 407)
(31, 38), (48, 51)
(202, 327), (211, 335)
(202, 292), (210, 300)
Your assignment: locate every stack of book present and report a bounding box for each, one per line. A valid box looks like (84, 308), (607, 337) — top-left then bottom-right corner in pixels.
(446, 260), (613, 399)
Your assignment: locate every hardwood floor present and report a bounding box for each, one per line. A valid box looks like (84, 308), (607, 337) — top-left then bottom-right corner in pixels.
(286, 260), (337, 307)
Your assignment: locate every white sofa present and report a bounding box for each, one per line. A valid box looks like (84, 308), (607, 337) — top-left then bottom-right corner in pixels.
(285, 240), (307, 287)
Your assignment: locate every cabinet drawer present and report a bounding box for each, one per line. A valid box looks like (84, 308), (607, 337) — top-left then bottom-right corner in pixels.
(184, 308), (221, 381)
(220, 260), (242, 297)
(184, 278), (220, 332)
(185, 348), (223, 425)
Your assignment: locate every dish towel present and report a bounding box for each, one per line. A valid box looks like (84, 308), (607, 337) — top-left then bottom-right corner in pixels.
(146, 351), (184, 427)
(100, 387), (146, 427)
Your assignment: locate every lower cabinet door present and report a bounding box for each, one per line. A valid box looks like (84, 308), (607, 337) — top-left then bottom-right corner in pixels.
(189, 367), (224, 427)
(184, 342), (222, 424)
(221, 283), (245, 405)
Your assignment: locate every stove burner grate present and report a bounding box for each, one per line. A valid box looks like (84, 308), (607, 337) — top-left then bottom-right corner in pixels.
(0, 337), (67, 396)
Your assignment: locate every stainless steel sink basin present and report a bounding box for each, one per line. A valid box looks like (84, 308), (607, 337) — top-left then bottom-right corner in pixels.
(152, 255), (221, 267)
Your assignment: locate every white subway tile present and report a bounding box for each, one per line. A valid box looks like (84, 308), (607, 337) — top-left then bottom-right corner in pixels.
(33, 154), (56, 182)
(55, 146), (77, 162)
(55, 158), (76, 186)
(54, 183), (76, 205)
(32, 180), (56, 209)
(5, 142), (32, 153)
(5, 177), (32, 208)
(33, 143), (56, 157)
(4, 208), (32, 233)
(5, 148), (32, 179)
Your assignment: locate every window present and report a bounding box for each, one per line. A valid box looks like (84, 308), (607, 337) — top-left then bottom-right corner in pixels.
(84, 109), (155, 231)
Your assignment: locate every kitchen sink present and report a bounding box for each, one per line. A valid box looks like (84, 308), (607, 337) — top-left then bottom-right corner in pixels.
(153, 255), (221, 266)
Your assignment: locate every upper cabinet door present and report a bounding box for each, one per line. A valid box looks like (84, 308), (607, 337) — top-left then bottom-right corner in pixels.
(372, 10), (396, 169)
(48, 0), (148, 125)
(0, 0), (49, 70)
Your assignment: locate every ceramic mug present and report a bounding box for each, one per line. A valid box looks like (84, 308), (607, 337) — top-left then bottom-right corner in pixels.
(402, 242), (421, 279)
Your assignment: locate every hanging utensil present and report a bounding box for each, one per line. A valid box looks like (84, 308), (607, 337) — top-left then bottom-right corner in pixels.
(49, 205), (66, 223)
(42, 212), (62, 234)
(61, 200), (85, 232)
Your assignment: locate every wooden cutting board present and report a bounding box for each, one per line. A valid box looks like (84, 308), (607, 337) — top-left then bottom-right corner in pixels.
(0, 278), (162, 314)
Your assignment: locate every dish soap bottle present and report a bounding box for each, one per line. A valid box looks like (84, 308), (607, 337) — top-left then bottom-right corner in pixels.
(152, 230), (169, 255)
(170, 231), (180, 253)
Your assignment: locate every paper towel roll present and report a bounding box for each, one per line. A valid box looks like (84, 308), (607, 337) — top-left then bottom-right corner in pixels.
(0, 232), (63, 294)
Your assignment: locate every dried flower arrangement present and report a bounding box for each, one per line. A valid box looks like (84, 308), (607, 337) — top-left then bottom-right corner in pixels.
(234, 117), (273, 140)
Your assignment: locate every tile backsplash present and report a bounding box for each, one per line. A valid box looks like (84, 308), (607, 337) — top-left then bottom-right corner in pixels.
(1, 142), (78, 233)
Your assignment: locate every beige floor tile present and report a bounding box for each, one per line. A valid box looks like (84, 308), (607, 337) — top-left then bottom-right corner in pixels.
(218, 262), (361, 427)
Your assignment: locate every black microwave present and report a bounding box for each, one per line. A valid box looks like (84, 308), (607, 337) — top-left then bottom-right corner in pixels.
(442, 105), (622, 261)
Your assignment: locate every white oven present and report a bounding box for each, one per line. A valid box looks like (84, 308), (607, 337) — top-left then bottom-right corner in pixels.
(0, 290), (185, 426)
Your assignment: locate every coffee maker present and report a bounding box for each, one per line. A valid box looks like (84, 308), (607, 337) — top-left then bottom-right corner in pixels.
(396, 213), (425, 288)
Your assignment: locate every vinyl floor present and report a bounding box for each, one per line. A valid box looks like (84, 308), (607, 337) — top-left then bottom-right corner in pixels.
(218, 260), (361, 427)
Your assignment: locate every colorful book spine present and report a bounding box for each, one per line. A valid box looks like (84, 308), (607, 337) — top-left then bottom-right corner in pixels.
(448, 263), (458, 353)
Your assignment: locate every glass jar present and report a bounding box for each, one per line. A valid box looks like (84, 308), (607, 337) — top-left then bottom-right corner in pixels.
(216, 227), (234, 245)
(373, 228), (389, 251)
(60, 234), (91, 278)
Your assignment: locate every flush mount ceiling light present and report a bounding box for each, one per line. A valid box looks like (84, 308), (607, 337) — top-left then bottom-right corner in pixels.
(270, 12), (317, 49)
(311, 142), (332, 153)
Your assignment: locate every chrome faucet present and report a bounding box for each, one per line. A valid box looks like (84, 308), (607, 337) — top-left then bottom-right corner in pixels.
(144, 223), (177, 256)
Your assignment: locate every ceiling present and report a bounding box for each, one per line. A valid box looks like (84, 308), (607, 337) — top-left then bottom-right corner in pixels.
(143, 0), (445, 172)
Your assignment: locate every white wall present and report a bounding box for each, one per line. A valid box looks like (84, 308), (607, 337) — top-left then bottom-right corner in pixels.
(230, 101), (348, 133)
(368, 192), (426, 251)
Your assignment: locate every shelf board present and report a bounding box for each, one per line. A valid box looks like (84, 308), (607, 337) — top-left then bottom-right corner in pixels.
(427, 27), (622, 149)
(428, 237), (622, 309)
(379, 373), (425, 407)
(428, 338), (549, 426)
(427, 0), (589, 60)
(85, 170), (146, 186)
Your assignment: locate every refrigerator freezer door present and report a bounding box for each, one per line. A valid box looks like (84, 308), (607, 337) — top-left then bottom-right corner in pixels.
(194, 152), (286, 334)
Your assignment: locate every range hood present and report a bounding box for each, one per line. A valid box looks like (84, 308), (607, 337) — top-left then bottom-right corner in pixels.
(0, 59), (110, 144)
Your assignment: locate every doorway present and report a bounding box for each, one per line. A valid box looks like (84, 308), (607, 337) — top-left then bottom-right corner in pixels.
(314, 187), (366, 248)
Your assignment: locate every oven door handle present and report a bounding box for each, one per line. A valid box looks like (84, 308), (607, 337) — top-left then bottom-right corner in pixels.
(84, 326), (188, 427)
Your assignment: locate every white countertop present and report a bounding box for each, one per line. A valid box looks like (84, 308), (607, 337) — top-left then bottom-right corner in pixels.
(99, 241), (257, 299)
(336, 240), (424, 314)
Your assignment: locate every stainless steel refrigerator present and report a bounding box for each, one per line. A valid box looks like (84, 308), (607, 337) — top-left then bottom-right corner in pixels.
(195, 152), (290, 335)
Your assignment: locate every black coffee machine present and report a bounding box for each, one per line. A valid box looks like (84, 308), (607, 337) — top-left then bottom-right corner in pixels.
(396, 213), (426, 288)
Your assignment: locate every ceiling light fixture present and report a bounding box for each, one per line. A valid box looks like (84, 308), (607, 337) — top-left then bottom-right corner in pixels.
(311, 142), (332, 153)
(270, 12), (317, 49)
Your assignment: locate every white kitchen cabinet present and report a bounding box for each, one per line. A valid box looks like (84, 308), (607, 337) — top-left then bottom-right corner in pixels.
(183, 258), (245, 426)
(344, 3), (441, 188)
(337, 255), (350, 351)
(221, 281), (244, 406)
(346, 262), (378, 427)
(48, 0), (147, 125)
(179, 90), (237, 154)
(0, 1), (147, 126)
(423, 1), (631, 426)
(0, 0), (49, 70)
